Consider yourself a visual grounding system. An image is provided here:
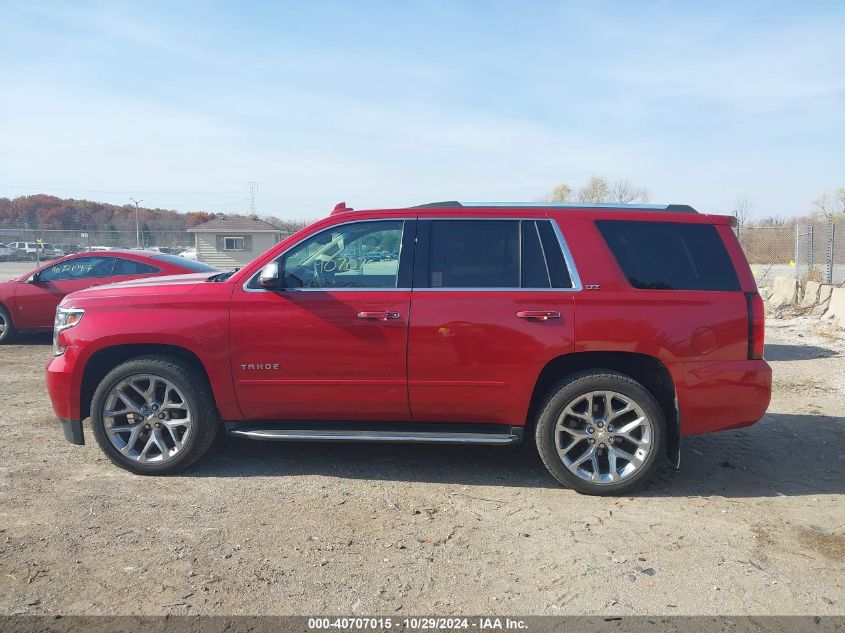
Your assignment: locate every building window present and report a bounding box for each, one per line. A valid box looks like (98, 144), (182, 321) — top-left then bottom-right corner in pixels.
(224, 237), (245, 251)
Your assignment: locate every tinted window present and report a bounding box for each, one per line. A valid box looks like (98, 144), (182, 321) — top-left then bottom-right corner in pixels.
(596, 220), (740, 291)
(521, 220), (573, 289)
(429, 220), (519, 288)
(150, 253), (218, 272)
(537, 221), (572, 288)
(38, 257), (115, 281)
(112, 258), (160, 276)
(276, 220), (404, 289)
(522, 220), (550, 288)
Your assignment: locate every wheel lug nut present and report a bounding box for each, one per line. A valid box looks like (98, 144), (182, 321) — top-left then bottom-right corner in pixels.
(599, 443), (605, 449)
(158, 412), (166, 419)
(597, 421), (604, 428)
(587, 428), (594, 434)
(154, 422), (161, 428)
(607, 425), (614, 432)
(589, 438), (595, 444)
(144, 423), (150, 429)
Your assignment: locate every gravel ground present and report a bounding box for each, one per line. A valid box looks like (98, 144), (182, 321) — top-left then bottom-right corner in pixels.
(0, 317), (843, 616)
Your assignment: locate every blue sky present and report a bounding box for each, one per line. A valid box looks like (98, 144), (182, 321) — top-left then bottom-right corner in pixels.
(1, 0), (843, 220)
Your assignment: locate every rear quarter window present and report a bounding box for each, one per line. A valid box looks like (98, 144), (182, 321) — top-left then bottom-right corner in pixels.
(596, 220), (740, 291)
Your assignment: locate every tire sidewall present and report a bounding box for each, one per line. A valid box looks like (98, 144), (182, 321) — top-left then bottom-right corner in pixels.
(91, 360), (211, 475)
(0, 305), (15, 344)
(536, 372), (665, 495)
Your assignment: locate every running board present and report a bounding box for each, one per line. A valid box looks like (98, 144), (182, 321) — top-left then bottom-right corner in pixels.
(226, 422), (524, 445)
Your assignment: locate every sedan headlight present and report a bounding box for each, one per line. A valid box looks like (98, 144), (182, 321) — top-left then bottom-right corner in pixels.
(53, 307), (84, 356)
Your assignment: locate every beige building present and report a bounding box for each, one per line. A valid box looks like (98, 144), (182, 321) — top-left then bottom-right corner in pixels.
(188, 216), (284, 269)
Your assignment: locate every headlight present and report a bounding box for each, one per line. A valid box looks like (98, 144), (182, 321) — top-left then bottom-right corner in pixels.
(53, 307), (84, 356)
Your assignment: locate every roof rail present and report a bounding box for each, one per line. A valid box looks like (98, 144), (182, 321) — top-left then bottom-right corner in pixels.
(413, 201), (697, 213)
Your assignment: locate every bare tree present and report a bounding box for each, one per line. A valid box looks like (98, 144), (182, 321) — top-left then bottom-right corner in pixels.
(544, 183), (573, 202)
(611, 179), (650, 204)
(577, 176), (610, 203)
(813, 188), (845, 220)
(734, 195), (752, 227)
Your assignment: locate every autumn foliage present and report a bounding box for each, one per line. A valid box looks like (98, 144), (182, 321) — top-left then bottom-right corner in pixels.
(0, 195), (215, 232)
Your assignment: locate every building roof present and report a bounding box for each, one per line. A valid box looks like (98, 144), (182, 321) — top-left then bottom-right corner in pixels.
(187, 217), (280, 233)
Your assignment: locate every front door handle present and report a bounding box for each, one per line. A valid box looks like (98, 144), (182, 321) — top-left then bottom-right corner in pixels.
(357, 311), (401, 321)
(516, 310), (561, 321)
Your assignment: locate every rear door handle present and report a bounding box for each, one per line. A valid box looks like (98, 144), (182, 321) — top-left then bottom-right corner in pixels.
(357, 311), (401, 321)
(516, 310), (561, 321)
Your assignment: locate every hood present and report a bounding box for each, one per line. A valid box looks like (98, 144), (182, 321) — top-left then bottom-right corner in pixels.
(63, 272), (219, 302)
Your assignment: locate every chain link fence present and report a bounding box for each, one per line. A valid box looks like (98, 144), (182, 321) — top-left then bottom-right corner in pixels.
(736, 217), (844, 289)
(0, 227), (194, 256)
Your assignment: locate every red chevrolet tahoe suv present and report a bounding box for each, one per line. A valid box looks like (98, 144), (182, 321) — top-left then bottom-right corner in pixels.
(45, 202), (771, 495)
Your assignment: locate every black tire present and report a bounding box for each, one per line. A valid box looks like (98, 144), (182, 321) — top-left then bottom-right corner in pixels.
(90, 355), (219, 475)
(535, 370), (665, 496)
(0, 304), (16, 344)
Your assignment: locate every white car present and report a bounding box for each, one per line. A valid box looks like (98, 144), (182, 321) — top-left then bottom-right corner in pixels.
(7, 241), (57, 260)
(178, 247), (198, 260)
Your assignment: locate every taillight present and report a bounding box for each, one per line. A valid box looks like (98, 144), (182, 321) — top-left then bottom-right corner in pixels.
(745, 292), (765, 360)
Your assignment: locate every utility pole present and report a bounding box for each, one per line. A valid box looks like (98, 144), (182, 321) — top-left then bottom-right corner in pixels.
(248, 182), (257, 216)
(129, 198), (143, 248)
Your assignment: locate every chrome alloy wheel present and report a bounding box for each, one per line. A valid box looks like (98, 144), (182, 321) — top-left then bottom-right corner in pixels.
(102, 374), (193, 463)
(555, 390), (653, 484)
(0, 312), (7, 338)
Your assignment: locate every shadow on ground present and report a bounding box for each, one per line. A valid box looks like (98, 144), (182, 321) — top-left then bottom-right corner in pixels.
(764, 343), (839, 361)
(5, 331), (52, 345)
(186, 412), (845, 498)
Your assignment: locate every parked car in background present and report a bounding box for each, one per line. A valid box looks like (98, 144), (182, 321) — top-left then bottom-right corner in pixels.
(45, 201), (771, 495)
(0, 244), (29, 262)
(57, 244), (86, 256)
(7, 241), (58, 261)
(178, 247), (198, 260)
(0, 250), (218, 344)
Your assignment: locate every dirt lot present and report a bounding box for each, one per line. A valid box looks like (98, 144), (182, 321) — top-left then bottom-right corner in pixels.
(0, 314), (843, 616)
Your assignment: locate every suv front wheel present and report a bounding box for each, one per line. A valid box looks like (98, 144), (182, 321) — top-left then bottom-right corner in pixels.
(90, 355), (219, 475)
(535, 370), (665, 495)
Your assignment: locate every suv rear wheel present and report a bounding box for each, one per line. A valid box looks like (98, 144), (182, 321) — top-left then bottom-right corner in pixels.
(535, 370), (665, 495)
(90, 355), (219, 475)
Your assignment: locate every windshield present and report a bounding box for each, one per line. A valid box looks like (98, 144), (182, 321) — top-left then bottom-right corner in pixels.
(151, 253), (218, 272)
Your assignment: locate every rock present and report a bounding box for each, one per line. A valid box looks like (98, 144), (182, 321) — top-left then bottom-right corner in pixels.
(641, 568), (656, 576)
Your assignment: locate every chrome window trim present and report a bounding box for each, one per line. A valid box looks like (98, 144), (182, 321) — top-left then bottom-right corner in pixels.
(242, 216), (582, 293)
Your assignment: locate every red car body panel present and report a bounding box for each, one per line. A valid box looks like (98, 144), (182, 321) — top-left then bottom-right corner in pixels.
(1, 250), (215, 331)
(46, 206), (771, 440)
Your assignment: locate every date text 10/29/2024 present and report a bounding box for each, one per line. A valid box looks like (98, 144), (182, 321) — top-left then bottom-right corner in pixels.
(308, 618), (528, 631)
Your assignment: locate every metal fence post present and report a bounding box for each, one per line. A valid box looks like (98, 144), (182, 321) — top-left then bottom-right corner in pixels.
(794, 224), (801, 280)
(807, 221), (814, 273)
(827, 219), (836, 284)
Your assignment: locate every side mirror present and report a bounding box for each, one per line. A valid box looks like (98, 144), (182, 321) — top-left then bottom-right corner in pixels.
(258, 262), (282, 289)
(25, 273), (39, 283)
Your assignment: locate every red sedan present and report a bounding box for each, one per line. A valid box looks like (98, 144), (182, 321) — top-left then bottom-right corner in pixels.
(0, 250), (219, 343)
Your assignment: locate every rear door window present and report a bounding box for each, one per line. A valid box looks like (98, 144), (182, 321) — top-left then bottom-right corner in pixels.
(419, 219), (574, 289)
(596, 220), (740, 291)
